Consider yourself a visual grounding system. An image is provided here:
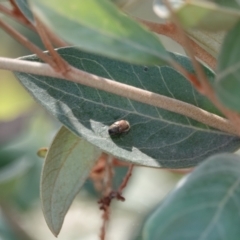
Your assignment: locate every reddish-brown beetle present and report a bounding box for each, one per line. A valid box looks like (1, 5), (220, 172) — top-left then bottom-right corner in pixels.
(108, 120), (130, 136)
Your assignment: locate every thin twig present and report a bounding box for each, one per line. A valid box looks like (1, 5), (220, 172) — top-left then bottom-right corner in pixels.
(0, 3), (16, 18)
(99, 155), (114, 240)
(163, 0), (240, 133)
(9, 0), (30, 24)
(104, 155), (114, 196)
(34, 16), (69, 73)
(0, 3), (35, 30)
(43, 25), (67, 48)
(163, 0), (206, 92)
(0, 3), (67, 47)
(118, 164), (134, 195)
(0, 57), (238, 135)
(139, 19), (216, 69)
(0, 18), (57, 67)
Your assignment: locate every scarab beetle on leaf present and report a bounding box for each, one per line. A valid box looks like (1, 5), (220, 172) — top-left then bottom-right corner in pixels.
(108, 120), (130, 136)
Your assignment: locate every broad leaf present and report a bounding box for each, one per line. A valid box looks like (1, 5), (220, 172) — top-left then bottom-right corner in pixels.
(215, 21), (240, 111)
(41, 126), (101, 236)
(14, 0), (34, 23)
(154, 0), (240, 31)
(31, 0), (169, 65)
(143, 153), (240, 240)
(15, 47), (240, 168)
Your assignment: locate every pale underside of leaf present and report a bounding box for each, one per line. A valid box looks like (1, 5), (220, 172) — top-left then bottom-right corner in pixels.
(41, 126), (101, 236)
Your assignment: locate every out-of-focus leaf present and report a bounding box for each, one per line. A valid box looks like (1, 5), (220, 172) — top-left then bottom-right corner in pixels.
(15, 47), (240, 169)
(143, 153), (240, 240)
(0, 115), (27, 145)
(31, 0), (170, 65)
(154, 0), (240, 31)
(187, 29), (225, 58)
(0, 113), (55, 209)
(13, 159), (42, 210)
(0, 147), (32, 198)
(110, 0), (143, 9)
(215, 21), (240, 111)
(14, 0), (34, 23)
(41, 126), (101, 236)
(0, 213), (19, 240)
(211, 0), (240, 10)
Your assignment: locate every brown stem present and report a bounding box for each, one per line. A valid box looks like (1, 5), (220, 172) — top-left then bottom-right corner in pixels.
(9, 0), (19, 10)
(0, 4), (35, 30)
(104, 155), (114, 196)
(0, 4), (66, 48)
(163, 0), (240, 133)
(0, 3), (14, 16)
(0, 18), (57, 68)
(140, 20), (216, 69)
(99, 155), (114, 240)
(9, 0), (33, 26)
(162, 1), (206, 94)
(137, 20), (203, 91)
(43, 25), (68, 48)
(118, 164), (134, 195)
(34, 16), (69, 73)
(0, 57), (238, 135)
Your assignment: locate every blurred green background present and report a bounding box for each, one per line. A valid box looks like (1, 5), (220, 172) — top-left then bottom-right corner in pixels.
(0, 1), (184, 240)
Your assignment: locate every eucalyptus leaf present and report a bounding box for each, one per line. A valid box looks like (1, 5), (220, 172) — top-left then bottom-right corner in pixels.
(15, 47), (240, 168)
(215, 21), (240, 111)
(31, 0), (169, 65)
(40, 126), (101, 236)
(154, 0), (240, 31)
(14, 0), (34, 23)
(143, 153), (240, 240)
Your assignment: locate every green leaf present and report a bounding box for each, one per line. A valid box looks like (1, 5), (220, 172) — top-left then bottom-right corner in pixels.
(154, 0), (240, 31)
(40, 126), (101, 236)
(14, 0), (34, 23)
(31, 0), (169, 65)
(215, 21), (240, 111)
(15, 47), (240, 169)
(143, 153), (240, 240)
